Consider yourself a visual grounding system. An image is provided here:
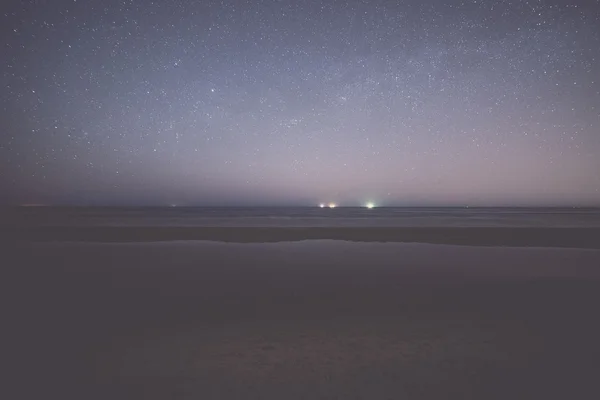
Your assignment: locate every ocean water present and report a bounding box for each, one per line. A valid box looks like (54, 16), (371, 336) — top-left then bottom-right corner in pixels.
(6, 206), (600, 228)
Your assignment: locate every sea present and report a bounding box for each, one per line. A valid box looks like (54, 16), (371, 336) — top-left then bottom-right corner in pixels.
(5, 206), (600, 228)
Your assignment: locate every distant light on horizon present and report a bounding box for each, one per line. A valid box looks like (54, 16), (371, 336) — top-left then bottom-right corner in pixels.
(365, 202), (375, 209)
(328, 203), (337, 208)
(319, 203), (325, 208)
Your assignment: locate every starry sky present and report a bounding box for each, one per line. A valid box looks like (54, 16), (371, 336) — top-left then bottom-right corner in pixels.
(1, 0), (599, 206)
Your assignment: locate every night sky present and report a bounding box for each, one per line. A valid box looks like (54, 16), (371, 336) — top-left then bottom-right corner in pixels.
(1, 0), (599, 206)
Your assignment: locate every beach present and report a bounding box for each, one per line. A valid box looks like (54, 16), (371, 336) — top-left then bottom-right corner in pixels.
(4, 239), (600, 399)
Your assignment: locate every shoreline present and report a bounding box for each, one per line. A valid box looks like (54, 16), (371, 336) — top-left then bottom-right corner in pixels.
(6, 226), (600, 249)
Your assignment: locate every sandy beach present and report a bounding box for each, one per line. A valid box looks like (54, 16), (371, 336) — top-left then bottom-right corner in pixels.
(4, 239), (600, 399)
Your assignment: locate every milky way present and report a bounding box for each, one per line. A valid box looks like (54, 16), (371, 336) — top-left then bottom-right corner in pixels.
(1, 0), (599, 206)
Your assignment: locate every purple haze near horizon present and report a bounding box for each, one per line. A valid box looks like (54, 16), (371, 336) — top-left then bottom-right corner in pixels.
(1, 0), (599, 206)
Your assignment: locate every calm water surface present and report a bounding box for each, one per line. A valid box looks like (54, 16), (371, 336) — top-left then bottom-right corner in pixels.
(5, 207), (600, 227)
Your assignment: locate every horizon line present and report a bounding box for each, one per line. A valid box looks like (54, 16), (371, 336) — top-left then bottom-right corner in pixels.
(6, 204), (600, 209)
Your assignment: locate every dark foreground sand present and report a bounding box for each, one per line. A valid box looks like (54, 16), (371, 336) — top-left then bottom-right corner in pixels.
(4, 240), (600, 399)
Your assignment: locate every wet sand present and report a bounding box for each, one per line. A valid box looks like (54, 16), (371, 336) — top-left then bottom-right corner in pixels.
(7, 225), (600, 249)
(4, 240), (600, 399)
